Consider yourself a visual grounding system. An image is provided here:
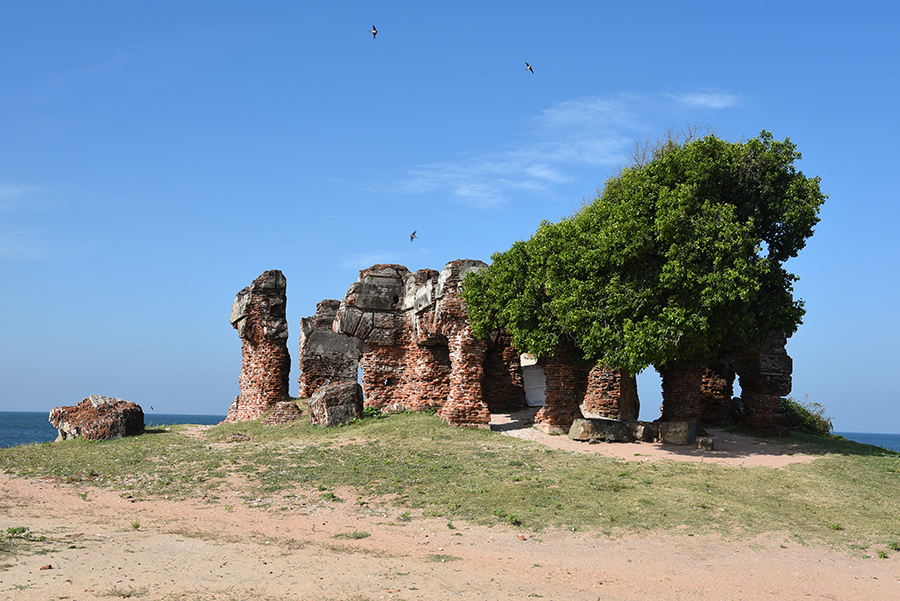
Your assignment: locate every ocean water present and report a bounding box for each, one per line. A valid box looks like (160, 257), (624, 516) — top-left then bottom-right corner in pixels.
(2, 410), (899, 452)
(0, 411), (226, 448)
(833, 432), (900, 453)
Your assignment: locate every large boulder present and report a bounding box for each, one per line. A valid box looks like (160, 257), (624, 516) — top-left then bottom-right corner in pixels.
(49, 395), (144, 441)
(307, 381), (364, 427)
(568, 417), (634, 443)
(657, 421), (697, 445)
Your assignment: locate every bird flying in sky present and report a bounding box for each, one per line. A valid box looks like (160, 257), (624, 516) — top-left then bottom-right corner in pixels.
(525, 61), (534, 74)
(370, 25), (377, 39)
(410, 231), (418, 241)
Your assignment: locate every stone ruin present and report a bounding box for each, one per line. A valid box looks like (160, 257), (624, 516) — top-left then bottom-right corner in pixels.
(225, 270), (294, 423)
(231, 260), (795, 436)
(49, 395), (144, 441)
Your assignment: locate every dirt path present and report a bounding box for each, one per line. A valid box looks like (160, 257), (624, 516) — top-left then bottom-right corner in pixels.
(1, 421), (897, 600)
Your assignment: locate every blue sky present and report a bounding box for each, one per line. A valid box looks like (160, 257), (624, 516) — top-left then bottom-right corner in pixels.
(1, 2), (897, 433)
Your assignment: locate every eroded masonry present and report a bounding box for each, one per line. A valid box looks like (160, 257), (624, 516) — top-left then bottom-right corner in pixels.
(234, 260), (793, 433)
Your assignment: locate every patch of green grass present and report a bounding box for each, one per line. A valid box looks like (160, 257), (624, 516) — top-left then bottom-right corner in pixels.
(426, 554), (462, 562)
(102, 585), (148, 597)
(333, 530), (370, 540)
(3, 411), (900, 552)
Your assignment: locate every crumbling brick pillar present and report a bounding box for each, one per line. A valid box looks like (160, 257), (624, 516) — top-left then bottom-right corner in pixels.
(736, 332), (792, 433)
(582, 366), (640, 420)
(432, 260), (491, 427)
(225, 270), (290, 422)
(534, 348), (589, 433)
(439, 330), (491, 427)
(659, 362), (705, 423)
(297, 299), (362, 398)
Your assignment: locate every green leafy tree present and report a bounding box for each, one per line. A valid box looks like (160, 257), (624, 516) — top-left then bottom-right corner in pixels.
(462, 131), (826, 374)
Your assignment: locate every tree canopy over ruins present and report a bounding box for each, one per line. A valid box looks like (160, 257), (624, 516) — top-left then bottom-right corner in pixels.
(462, 131), (826, 375)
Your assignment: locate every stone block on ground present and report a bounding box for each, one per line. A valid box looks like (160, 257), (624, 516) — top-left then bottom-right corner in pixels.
(49, 395), (144, 441)
(697, 436), (714, 451)
(307, 381), (364, 427)
(625, 420), (659, 442)
(568, 418), (634, 443)
(657, 421), (697, 445)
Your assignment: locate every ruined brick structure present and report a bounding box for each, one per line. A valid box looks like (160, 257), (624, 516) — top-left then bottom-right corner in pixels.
(292, 259), (794, 434)
(659, 333), (792, 432)
(225, 270), (291, 423)
(297, 260), (528, 428)
(734, 332), (793, 432)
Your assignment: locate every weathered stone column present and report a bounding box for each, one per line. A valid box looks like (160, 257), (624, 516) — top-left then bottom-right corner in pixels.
(225, 270), (290, 422)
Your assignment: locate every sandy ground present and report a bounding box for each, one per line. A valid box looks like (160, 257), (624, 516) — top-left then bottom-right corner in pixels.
(2, 415), (898, 600)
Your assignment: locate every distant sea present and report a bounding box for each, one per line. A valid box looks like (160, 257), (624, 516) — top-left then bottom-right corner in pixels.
(833, 432), (900, 453)
(0, 411), (226, 448)
(1, 411), (899, 452)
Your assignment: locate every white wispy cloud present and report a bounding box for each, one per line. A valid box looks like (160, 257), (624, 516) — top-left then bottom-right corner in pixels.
(666, 89), (741, 109)
(389, 89), (739, 209)
(0, 184), (41, 211)
(0, 226), (46, 259)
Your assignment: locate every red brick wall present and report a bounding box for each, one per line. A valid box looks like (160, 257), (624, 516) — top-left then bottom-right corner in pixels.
(534, 348), (589, 433)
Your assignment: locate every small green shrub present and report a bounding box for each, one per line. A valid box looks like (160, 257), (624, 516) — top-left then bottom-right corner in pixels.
(6, 527), (31, 539)
(780, 396), (833, 436)
(361, 406), (383, 419)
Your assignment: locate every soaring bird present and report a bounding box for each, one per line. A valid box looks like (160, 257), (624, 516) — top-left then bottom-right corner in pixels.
(410, 231), (418, 241)
(525, 61), (534, 74)
(370, 25), (377, 39)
